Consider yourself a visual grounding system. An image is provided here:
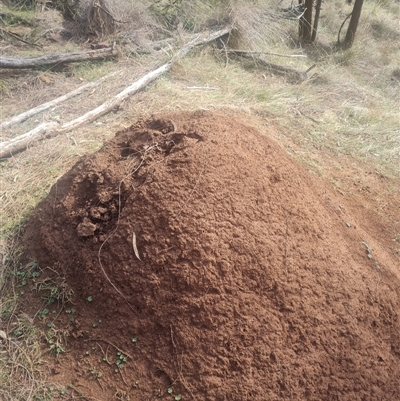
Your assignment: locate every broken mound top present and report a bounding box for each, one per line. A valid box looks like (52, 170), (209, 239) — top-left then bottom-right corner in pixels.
(24, 111), (400, 400)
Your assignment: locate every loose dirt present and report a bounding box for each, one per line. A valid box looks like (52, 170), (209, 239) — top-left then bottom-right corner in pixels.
(23, 111), (400, 401)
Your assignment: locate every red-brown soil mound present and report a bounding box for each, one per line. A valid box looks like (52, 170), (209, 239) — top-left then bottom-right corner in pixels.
(24, 111), (400, 400)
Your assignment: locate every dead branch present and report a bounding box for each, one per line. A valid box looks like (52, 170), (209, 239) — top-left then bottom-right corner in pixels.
(226, 49), (307, 58)
(0, 27), (231, 159)
(230, 50), (314, 80)
(0, 47), (117, 69)
(0, 122), (60, 159)
(0, 27), (42, 48)
(0, 70), (124, 130)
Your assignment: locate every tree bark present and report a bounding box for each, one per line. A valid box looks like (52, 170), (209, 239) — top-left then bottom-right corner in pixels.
(343, 0), (364, 49)
(299, 0), (313, 42)
(0, 47), (117, 69)
(311, 0), (323, 42)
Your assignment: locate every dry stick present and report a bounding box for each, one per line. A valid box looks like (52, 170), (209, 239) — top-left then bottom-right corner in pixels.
(0, 26), (231, 159)
(0, 69), (124, 130)
(85, 338), (133, 359)
(185, 86), (219, 90)
(226, 49), (307, 58)
(0, 27), (42, 48)
(230, 50), (312, 79)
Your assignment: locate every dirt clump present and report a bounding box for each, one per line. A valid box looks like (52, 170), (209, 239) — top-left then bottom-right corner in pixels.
(24, 111), (400, 401)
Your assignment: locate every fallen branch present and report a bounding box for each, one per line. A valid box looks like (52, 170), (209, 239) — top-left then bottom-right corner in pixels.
(0, 27), (42, 48)
(230, 50), (314, 80)
(0, 46), (117, 69)
(226, 49), (307, 58)
(0, 70), (123, 130)
(0, 122), (60, 159)
(0, 27), (231, 158)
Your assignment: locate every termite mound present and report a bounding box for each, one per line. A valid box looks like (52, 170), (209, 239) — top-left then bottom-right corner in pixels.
(24, 110), (400, 400)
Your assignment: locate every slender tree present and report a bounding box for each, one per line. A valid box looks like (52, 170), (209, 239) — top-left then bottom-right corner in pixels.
(343, 0), (364, 49)
(299, 0), (313, 42)
(311, 0), (323, 42)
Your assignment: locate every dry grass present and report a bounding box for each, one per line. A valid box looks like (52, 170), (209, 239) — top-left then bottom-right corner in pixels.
(0, 0), (399, 397)
(0, 240), (50, 401)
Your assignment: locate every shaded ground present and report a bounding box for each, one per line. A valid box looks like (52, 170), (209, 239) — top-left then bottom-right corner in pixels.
(23, 111), (400, 400)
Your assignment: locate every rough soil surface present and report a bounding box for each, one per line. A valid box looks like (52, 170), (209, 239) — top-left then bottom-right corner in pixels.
(23, 111), (400, 401)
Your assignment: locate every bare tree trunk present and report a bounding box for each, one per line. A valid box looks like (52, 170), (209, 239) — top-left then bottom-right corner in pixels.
(299, 0), (313, 42)
(0, 47), (117, 69)
(311, 0), (323, 42)
(343, 0), (364, 49)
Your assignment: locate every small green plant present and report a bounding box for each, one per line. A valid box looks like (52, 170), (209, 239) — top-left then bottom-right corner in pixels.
(87, 295), (93, 302)
(35, 277), (73, 306)
(89, 367), (103, 378)
(115, 351), (128, 371)
(46, 328), (67, 358)
(15, 261), (40, 287)
(39, 308), (49, 318)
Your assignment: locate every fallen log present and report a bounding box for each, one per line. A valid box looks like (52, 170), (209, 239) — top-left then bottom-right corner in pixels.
(0, 70), (123, 130)
(0, 27), (231, 158)
(230, 50), (315, 80)
(226, 49), (307, 58)
(0, 46), (117, 69)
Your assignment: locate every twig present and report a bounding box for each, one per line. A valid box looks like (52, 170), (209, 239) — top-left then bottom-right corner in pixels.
(304, 64), (317, 74)
(85, 339), (133, 359)
(185, 86), (219, 90)
(119, 369), (128, 386)
(296, 108), (320, 124)
(0, 27), (42, 48)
